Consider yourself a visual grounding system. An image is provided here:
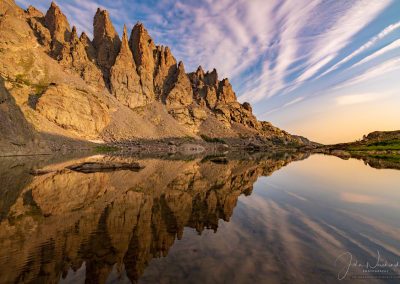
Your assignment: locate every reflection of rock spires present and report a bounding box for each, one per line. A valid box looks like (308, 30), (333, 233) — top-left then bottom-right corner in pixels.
(0, 153), (306, 283)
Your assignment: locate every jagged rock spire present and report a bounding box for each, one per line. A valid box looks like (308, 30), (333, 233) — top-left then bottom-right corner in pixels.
(110, 25), (144, 108)
(165, 60), (193, 108)
(70, 26), (78, 42)
(129, 22), (155, 68)
(119, 25), (131, 56)
(204, 68), (218, 86)
(129, 22), (156, 99)
(154, 45), (177, 98)
(218, 78), (237, 103)
(26, 5), (44, 18)
(44, 1), (71, 43)
(93, 8), (119, 49)
(93, 8), (121, 88)
(79, 32), (96, 61)
(196, 66), (205, 78)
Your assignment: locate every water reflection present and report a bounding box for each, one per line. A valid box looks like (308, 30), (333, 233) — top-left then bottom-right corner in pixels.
(1, 152), (400, 283)
(0, 152), (310, 283)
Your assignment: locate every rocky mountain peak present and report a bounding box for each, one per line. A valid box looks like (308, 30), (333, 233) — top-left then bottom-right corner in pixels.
(93, 8), (119, 48)
(120, 25), (131, 55)
(79, 32), (96, 61)
(177, 61), (185, 71)
(196, 66), (205, 79)
(153, 45), (177, 99)
(164, 60), (193, 108)
(70, 25), (78, 41)
(93, 8), (121, 87)
(155, 46), (176, 66)
(110, 26), (144, 108)
(242, 102), (253, 113)
(129, 22), (156, 100)
(26, 5), (43, 18)
(44, 1), (71, 43)
(129, 22), (156, 68)
(0, 0), (23, 15)
(218, 78), (237, 103)
(79, 32), (91, 45)
(204, 68), (218, 86)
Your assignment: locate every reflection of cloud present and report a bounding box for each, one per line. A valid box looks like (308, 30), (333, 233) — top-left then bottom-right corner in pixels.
(340, 192), (381, 204)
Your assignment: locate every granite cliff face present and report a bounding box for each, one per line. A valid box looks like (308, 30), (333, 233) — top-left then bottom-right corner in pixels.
(0, 1), (311, 155)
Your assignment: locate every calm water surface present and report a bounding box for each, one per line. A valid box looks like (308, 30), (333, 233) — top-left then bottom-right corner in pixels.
(0, 153), (399, 283)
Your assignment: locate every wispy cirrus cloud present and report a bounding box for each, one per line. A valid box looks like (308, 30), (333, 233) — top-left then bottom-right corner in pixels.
(352, 39), (400, 68)
(318, 20), (400, 78)
(334, 57), (400, 90)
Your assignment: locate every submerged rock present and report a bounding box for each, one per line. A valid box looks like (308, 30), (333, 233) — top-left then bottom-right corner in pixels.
(67, 161), (144, 173)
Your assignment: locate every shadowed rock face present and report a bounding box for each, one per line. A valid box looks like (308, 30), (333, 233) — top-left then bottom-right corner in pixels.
(0, 76), (41, 155)
(0, 153), (307, 283)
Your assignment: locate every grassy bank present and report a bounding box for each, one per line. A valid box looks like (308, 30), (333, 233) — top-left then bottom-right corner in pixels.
(348, 139), (400, 151)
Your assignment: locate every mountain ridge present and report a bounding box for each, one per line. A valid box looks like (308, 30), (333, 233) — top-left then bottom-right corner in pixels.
(0, 1), (313, 155)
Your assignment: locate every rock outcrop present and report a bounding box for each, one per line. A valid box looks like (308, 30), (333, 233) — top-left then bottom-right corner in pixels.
(59, 26), (105, 87)
(189, 67), (219, 108)
(35, 84), (110, 139)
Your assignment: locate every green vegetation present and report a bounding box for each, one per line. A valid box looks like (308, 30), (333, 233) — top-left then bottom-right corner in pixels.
(94, 145), (119, 153)
(184, 135), (196, 141)
(15, 74), (31, 86)
(200, 134), (226, 144)
(368, 154), (400, 163)
(348, 139), (400, 151)
(14, 73), (49, 95)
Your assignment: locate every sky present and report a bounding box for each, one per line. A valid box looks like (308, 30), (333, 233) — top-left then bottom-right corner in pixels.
(16, 0), (400, 144)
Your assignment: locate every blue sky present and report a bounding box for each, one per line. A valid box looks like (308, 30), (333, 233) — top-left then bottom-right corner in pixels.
(16, 0), (400, 143)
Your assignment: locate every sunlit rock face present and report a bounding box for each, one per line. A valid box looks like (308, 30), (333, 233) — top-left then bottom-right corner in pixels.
(93, 8), (121, 87)
(129, 22), (156, 102)
(44, 1), (71, 56)
(0, 153), (305, 283)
